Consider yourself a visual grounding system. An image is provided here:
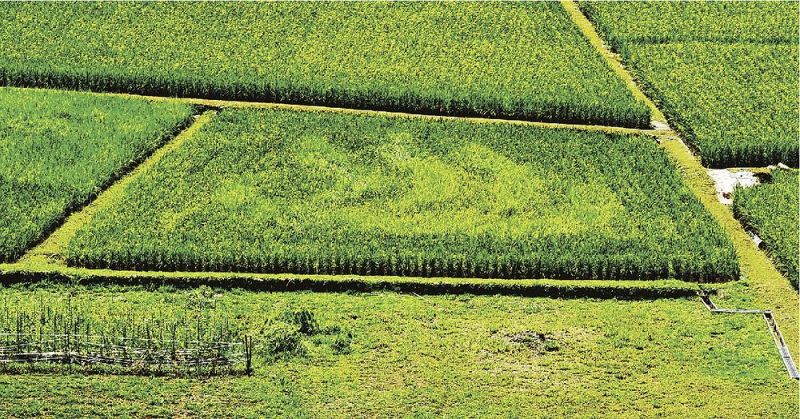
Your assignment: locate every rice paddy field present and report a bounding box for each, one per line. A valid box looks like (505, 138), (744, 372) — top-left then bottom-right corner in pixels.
(582, 1), (799, 168)
(0, 284), (797, 417)
(0, 2), (650, 127)
(0, 1), (797, 417)
(0, 88), (193, 262)
(734, 170), (800, 289)
(65, 108), (737, 281)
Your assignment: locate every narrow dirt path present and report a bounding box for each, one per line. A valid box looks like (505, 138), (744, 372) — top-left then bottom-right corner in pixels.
(560, 0), (668, 127)
(562, 0), (798, 359)
(18, 110), (218, 268)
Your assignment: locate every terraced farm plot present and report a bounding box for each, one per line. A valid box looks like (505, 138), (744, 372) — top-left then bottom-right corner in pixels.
(624, 43), (798, 168)
(0, 3), (797, 416)
(0, 285), (796, 417)
(0, 2), (649, 127)
(0, 87), (193, 262)
(734, 170), (799, 288)
(582, 1), (798, 46)
(582, 1), (799, 168)
(67, 108), (738, 281)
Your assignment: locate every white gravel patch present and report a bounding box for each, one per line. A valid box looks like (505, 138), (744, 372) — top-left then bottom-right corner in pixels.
(707, 169), (760, 205)
(651, 120), (671, 131)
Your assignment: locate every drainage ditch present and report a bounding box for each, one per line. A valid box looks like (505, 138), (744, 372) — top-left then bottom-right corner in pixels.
(699, 292), (798, 379)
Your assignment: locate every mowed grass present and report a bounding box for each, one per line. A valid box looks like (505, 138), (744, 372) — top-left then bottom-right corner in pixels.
(0, 87), (193, 262)
(0, 284), (796, 417)
(67, 108), (738, 281)
(733, 170), (799, 288)
(582, 2), (799, 168)
(0, 2), (649, 127)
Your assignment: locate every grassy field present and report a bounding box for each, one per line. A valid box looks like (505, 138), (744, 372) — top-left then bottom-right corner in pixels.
(582, 2), (799, 168)
(0, 2), (649, 127)
(0, 87), (193, 262)
(734, 170), (799, 288)
(0, 3), (797, 416)
(0, 284), (796, 417)
(66, 108), (737, 281)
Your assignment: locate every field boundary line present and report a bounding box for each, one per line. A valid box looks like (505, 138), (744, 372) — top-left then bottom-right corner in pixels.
(565, 0), (799, 361)
(7, 86), (671, 139)
(699, 293), (799, 379)
(560, 0), (668, 127)
(17, 110), (218, 268)
(662, 139), (799, 359)
(0, 263), (706, 300)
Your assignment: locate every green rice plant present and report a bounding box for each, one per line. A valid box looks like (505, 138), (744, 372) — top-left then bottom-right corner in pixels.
(331, 330), (353, 355)
(67, 108), (738, 281)
(281, 309), (319, 336)
(622, 43), (797, 168)
(581, 1), (798, 47)
(581, 2), (799, 168)
(0, 2), (649, 127)
(0, 87), (193, 261)
(258, 322), (305, 360)
(733, 170), (799, 288)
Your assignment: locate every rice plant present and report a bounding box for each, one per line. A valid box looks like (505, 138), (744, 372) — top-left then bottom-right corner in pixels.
(581, 1), (797, 47)
(0, 2), (650, 127)
(0, 292), (250, 375)
(733, 170), (799, 288)
(0, 286), (353, 376)
(582, 1), (799, 168)
(67, 108), (739, 282)
(0, 87), (194, 261)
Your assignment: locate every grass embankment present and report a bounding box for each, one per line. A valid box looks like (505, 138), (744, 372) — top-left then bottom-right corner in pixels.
(0, 87), (193, 262)
(733, 170), (799, 288)
(65, 108), (737, 281)
(0, 2), (649, 127)
(581, 1), (799, 167)
(0, 264), (707, 300)
(0, 284), (795, 417)
(661, 139), (799, 358)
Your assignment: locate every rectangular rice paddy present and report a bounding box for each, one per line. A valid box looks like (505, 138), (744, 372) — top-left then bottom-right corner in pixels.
(66, 108), (738, 281)
(0, 87), (193, 262)
(0, 3), (796, 417)
(733, 170), (799, 288)
(582, 1), (798, 45)
(582, 2), (799, 168)
(0, 2), (649, 127)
